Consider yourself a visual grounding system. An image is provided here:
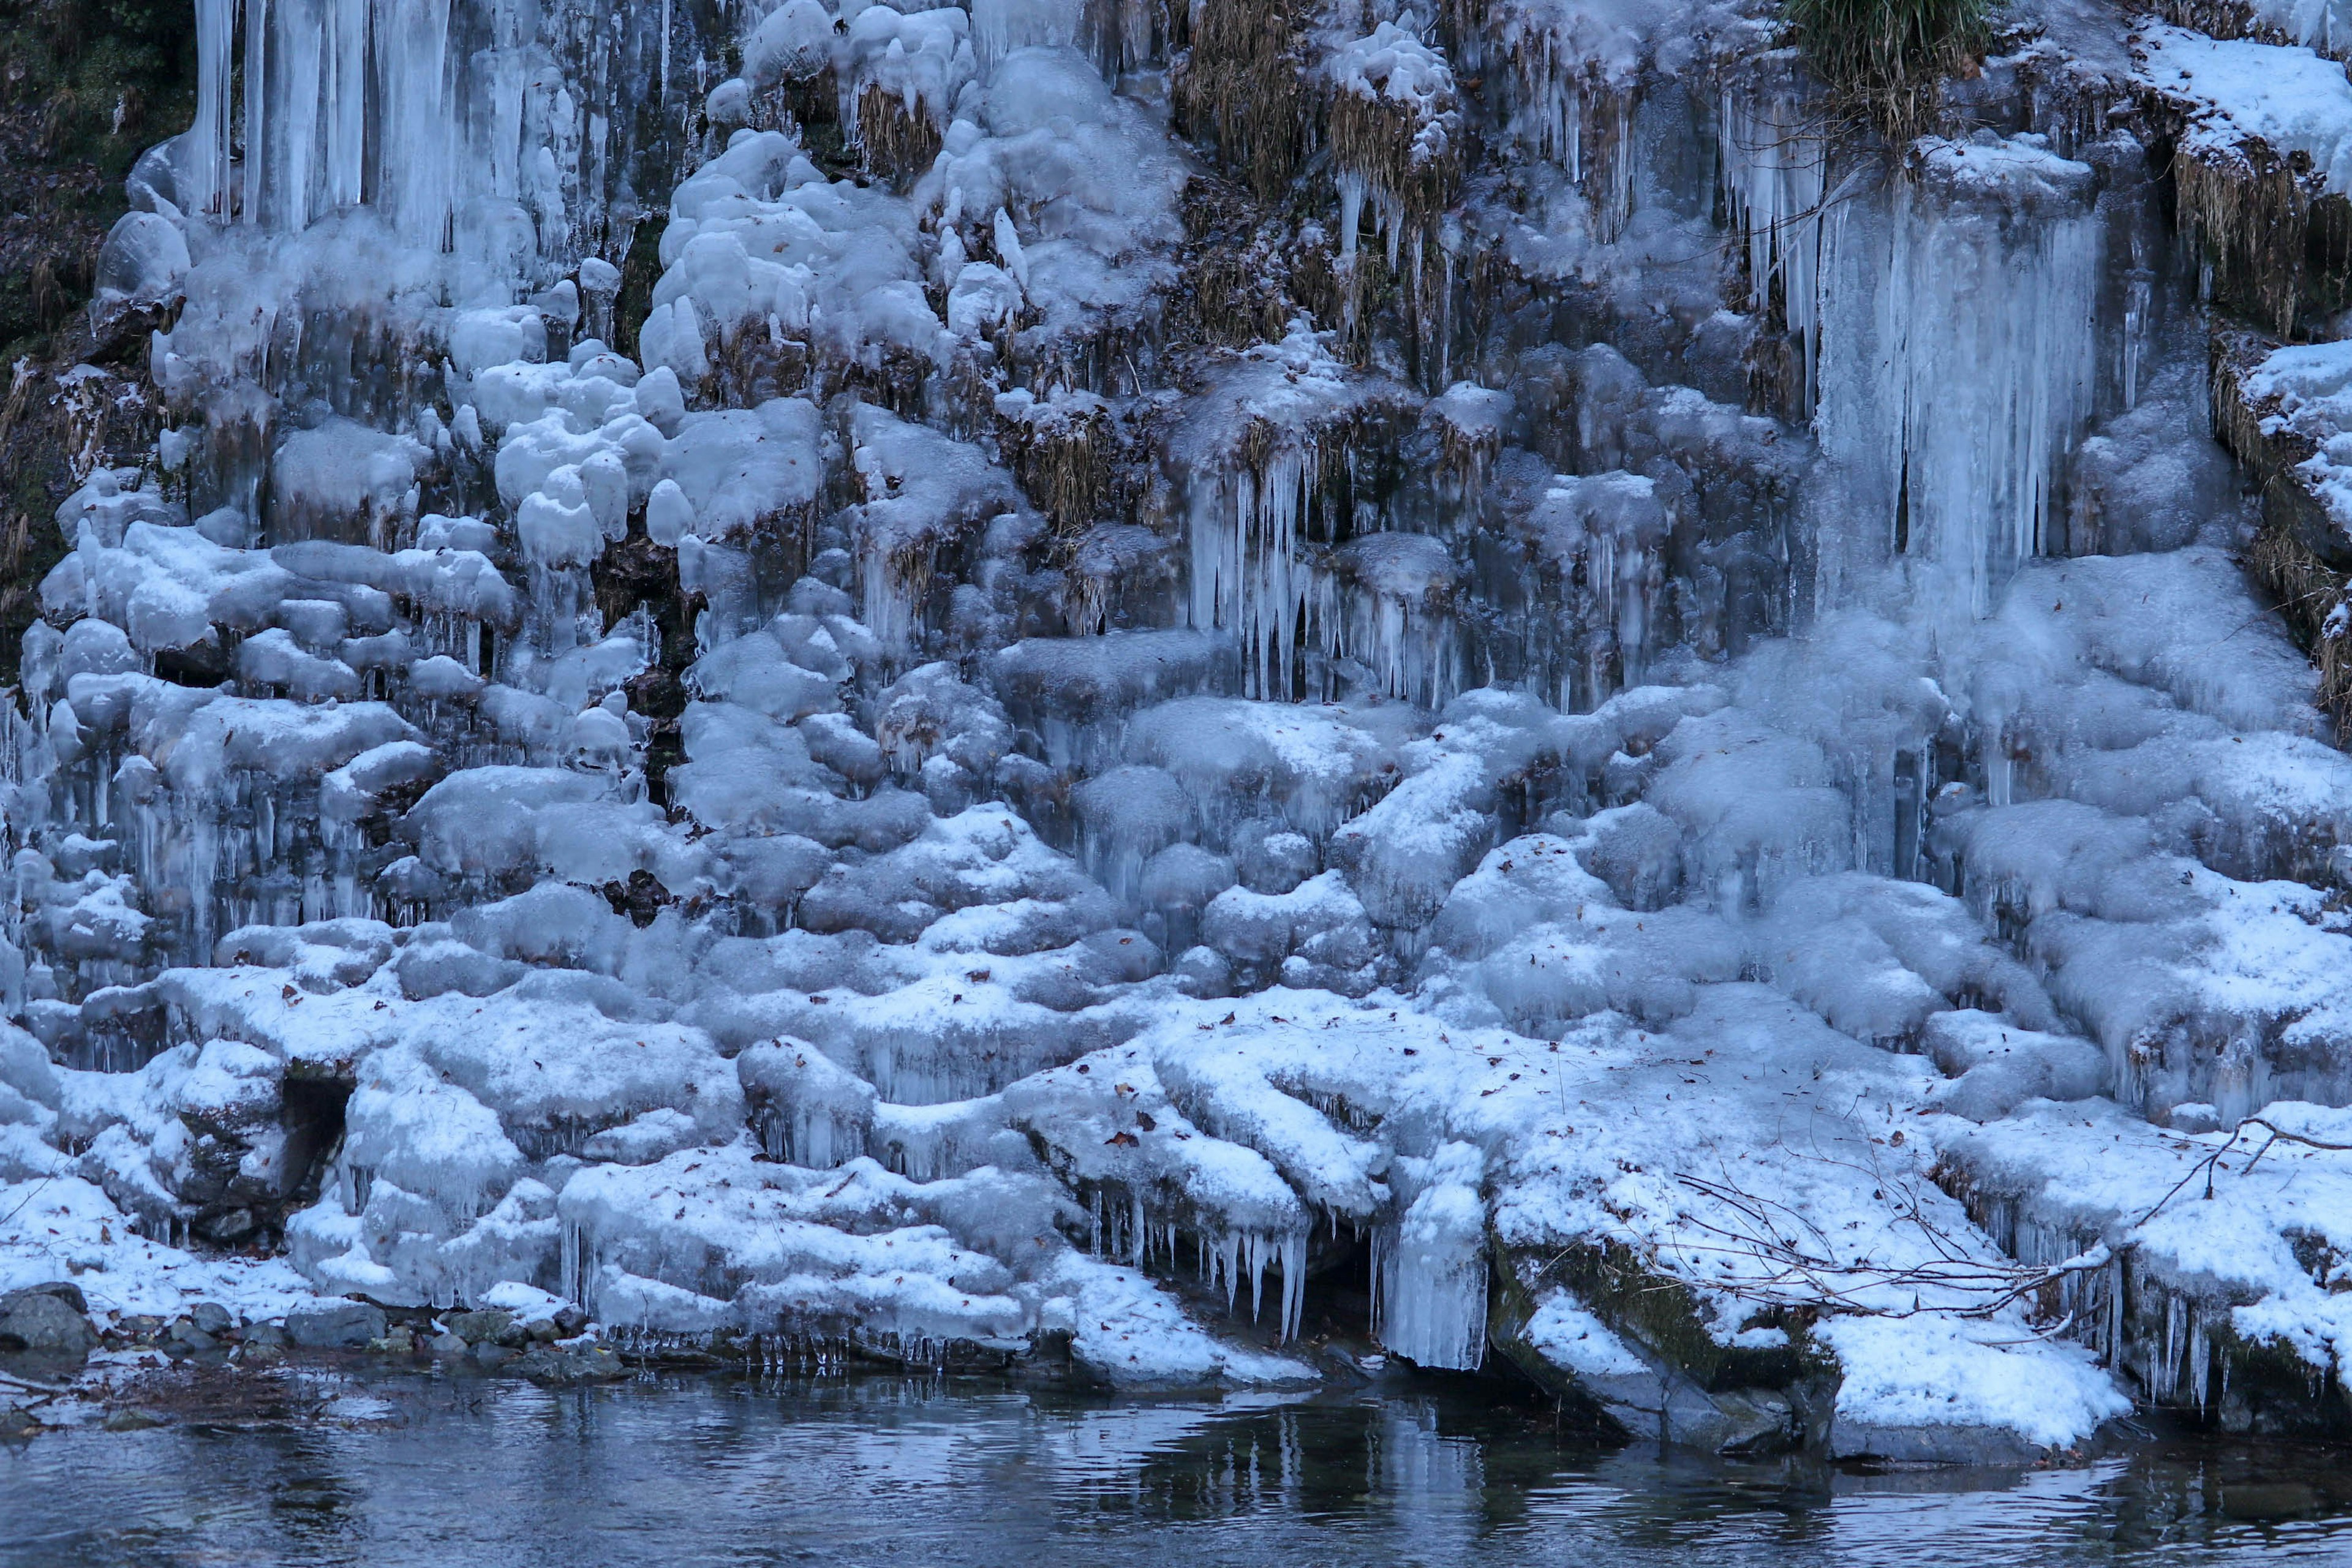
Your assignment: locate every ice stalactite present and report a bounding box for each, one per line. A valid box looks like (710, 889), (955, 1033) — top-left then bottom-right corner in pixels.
(1501, 469), (1671, 712)
(1187, 445), (1312, 702)
(190, 0), (459, 238)
(1174, 324), (1408, 701)
(1318, 532), (1461, 708)
(1513, 39), (1637, 241)
(1325, 23), (1462, 385)
(971, 0), (1084, 75)
(1325, 23), (1463, 262)
(1720, 86), (1829, 413)
(1203, 1228), (1309, 1343)
(183, 0), (677, 273)
(1817, 134), (2100, 626)
(1455, 0), (1656, 241)
(1370, 1144), (1488, 1372)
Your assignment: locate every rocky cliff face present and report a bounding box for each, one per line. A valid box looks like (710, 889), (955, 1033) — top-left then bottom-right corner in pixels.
(0, 0), (195, 671)
(5, 0), (2352, 1460)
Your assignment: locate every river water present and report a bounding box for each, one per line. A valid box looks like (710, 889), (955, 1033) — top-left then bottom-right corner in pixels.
(4, 1367), (2349, 1566)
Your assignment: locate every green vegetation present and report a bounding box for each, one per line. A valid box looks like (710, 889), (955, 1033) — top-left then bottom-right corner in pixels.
(1782, 0), (1995, 134)
(0, 0), (194, 682)
(0, 0), (195, 358)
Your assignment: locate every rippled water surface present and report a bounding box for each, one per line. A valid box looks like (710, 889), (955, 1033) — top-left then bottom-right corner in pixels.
(4, 1369), (2350, 1566)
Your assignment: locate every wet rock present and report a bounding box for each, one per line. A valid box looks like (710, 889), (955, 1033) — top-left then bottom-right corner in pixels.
(513, 1343), (626, 1384)
(285, 1300), (389, 1349)
(163, 1318), (218, 1354)
(1828, 1419), (2048, 1466)
(187, 1302), (234, 1336)
(1313, 1343), (1378, 1382)
(445, 1309), (514, 1346)
(1487, 1244), (1825, 1457)
(103, 1409), (165, 1432)
(116, 1314), (165, 1344)
(0, 1284), (98, 1364)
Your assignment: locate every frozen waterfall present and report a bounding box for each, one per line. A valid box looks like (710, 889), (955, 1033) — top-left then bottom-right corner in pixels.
(7, 0), (2352, 1464)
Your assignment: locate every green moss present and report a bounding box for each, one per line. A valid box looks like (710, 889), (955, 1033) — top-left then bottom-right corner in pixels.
(0, 0), (193, 680)
(612, 217), (668, 367)
(0, 0), (196, 356)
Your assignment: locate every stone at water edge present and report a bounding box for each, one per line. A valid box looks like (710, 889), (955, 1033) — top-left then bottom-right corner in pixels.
(1486, 1245), (1830, 1455)
(1827, 1419), (2049, 1466)
(0, 1283), (99, 1366)
(284, 1300), (390, 1349)
(445, 1308), (518, 1346)
(514, 1343), (626, 1383)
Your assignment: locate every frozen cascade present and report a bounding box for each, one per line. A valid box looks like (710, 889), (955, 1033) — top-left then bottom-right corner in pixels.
(1816, 133), (2101, 624)
(12, 0), (2352, 1458)
(184, 0), (654, 257)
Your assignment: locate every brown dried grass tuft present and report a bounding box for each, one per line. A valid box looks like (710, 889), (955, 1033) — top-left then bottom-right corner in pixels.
(1171, 0), (1319, 198)
(1782, 0), (1991, 138)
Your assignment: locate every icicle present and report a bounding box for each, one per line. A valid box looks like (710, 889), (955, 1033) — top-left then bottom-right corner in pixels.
(1188, 444), (1316, 699)
(1817, 134), (2099, 622)
(1720, 87), (1828, 411)
(1281, 1233), (1305, 1343)
(192, 0), (238, 217)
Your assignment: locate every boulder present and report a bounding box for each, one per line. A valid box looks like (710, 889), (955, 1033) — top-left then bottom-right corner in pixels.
(445, 1309), (515, 1346)
(0, 1284), (97, 1363)
(2, 1280), (86, 1315)
(284, 1299), (389, 1349)
(513, 1343), (626, 1384)
(1828, 1419), (2046, 1467)
(1486, 1243), (1830, 1457)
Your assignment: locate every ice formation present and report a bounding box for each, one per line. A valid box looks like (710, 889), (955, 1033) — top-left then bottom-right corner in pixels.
(10, 0), (2352, 1465)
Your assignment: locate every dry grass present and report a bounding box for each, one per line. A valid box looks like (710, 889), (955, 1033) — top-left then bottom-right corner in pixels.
(1782, 0), (1992, 137)
(2170, 140), (2352, 338)
(1171, 0), (1319, 200)
(998, 399), (1123, 536)
(2212, 330), (2352, 739)
(850, 85), (944, 189)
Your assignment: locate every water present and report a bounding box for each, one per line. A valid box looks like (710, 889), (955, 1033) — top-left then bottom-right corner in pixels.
(5, 1368), (2350, 1566)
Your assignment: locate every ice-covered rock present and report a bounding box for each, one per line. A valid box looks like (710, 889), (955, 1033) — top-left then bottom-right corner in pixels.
(7, 0), (2351, 1456)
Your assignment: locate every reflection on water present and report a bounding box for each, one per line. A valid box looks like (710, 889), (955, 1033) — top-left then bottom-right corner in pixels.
(3, 1369), (2348, 1566)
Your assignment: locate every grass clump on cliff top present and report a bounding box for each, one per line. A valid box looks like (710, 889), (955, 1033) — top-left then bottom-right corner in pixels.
(1782, 0), (1994, 135)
